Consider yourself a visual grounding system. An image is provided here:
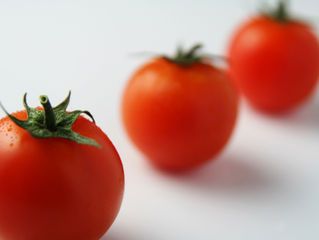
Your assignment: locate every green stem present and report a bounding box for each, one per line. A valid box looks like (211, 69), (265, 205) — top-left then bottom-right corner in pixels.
(40, 95), (57, 131)
(276, 0), (288, 22)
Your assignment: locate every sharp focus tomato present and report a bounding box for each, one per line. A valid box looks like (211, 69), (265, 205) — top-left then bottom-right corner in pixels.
(122, 49), (238, 171)
(228, 14), (319, 113)
(0, 94), (124, 240)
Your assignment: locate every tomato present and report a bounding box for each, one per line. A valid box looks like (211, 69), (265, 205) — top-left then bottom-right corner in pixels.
(0, 93), (124, 240)
(122, 45), (238, 171)
(228, 1), (319, 113)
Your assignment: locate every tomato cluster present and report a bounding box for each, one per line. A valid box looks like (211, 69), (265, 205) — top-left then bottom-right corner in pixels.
(122, 1), (319, 171)
(0, 1), (318, 240)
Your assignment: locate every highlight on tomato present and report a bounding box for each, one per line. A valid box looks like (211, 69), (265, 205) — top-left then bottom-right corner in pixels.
(228, 0), (319, 113)
(122, 44), (238, 171)
(0, 92), (124, 240)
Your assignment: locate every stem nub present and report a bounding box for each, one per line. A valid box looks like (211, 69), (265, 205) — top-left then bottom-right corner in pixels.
(40, 95), (57, 131)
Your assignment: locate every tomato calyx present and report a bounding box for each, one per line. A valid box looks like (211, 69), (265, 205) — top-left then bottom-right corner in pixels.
(264, 0), (290, 22)
(163, 44), (204, 66)
(0, 91), (101, 148)
(163, 44), (227, 67)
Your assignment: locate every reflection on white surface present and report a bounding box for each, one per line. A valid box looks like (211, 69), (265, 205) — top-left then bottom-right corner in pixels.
(0, 0), (318, 240)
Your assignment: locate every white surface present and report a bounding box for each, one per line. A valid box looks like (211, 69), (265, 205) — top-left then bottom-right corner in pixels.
(0, 0), (318, 239)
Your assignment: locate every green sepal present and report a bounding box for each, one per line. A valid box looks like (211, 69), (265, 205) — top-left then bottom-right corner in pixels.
(162, 43), (226, 67)
(0, 91), (101, 148)
(163, 44), (204, 66)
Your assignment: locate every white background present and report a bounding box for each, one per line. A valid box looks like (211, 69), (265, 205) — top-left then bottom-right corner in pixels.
(0, 0), (318, 239)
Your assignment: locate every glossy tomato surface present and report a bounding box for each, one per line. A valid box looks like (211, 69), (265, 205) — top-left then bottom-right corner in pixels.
(0, 111), (124, 240)
(228, 16), (319, 113)
(122, 58), (238, 171)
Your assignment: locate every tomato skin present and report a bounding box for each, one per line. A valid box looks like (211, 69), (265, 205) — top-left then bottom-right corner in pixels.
(228, 16), (319, 113)
(122, 58), (238, 171)
(0, 111), (124, 240)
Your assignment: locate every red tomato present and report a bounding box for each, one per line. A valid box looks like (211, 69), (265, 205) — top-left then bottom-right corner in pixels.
(0, 93), (124, 240)
(228, 4), (319, 113)
(122, 45), (238, 171)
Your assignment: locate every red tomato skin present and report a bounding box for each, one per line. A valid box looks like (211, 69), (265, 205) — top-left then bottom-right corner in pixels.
(0, 112), (124, 240)
(122, 58), (238, 171)
(228, 16), (319, 113)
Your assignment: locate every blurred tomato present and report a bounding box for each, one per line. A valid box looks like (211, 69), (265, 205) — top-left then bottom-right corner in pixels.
(228, 1), (319, 113)
(122, 45), (238, 171)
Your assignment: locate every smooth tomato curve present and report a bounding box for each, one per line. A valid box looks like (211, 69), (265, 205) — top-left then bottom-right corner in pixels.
(0, 111), (124, 240)
(228, 16), (319, 113)
(122, 57), (238, 171)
